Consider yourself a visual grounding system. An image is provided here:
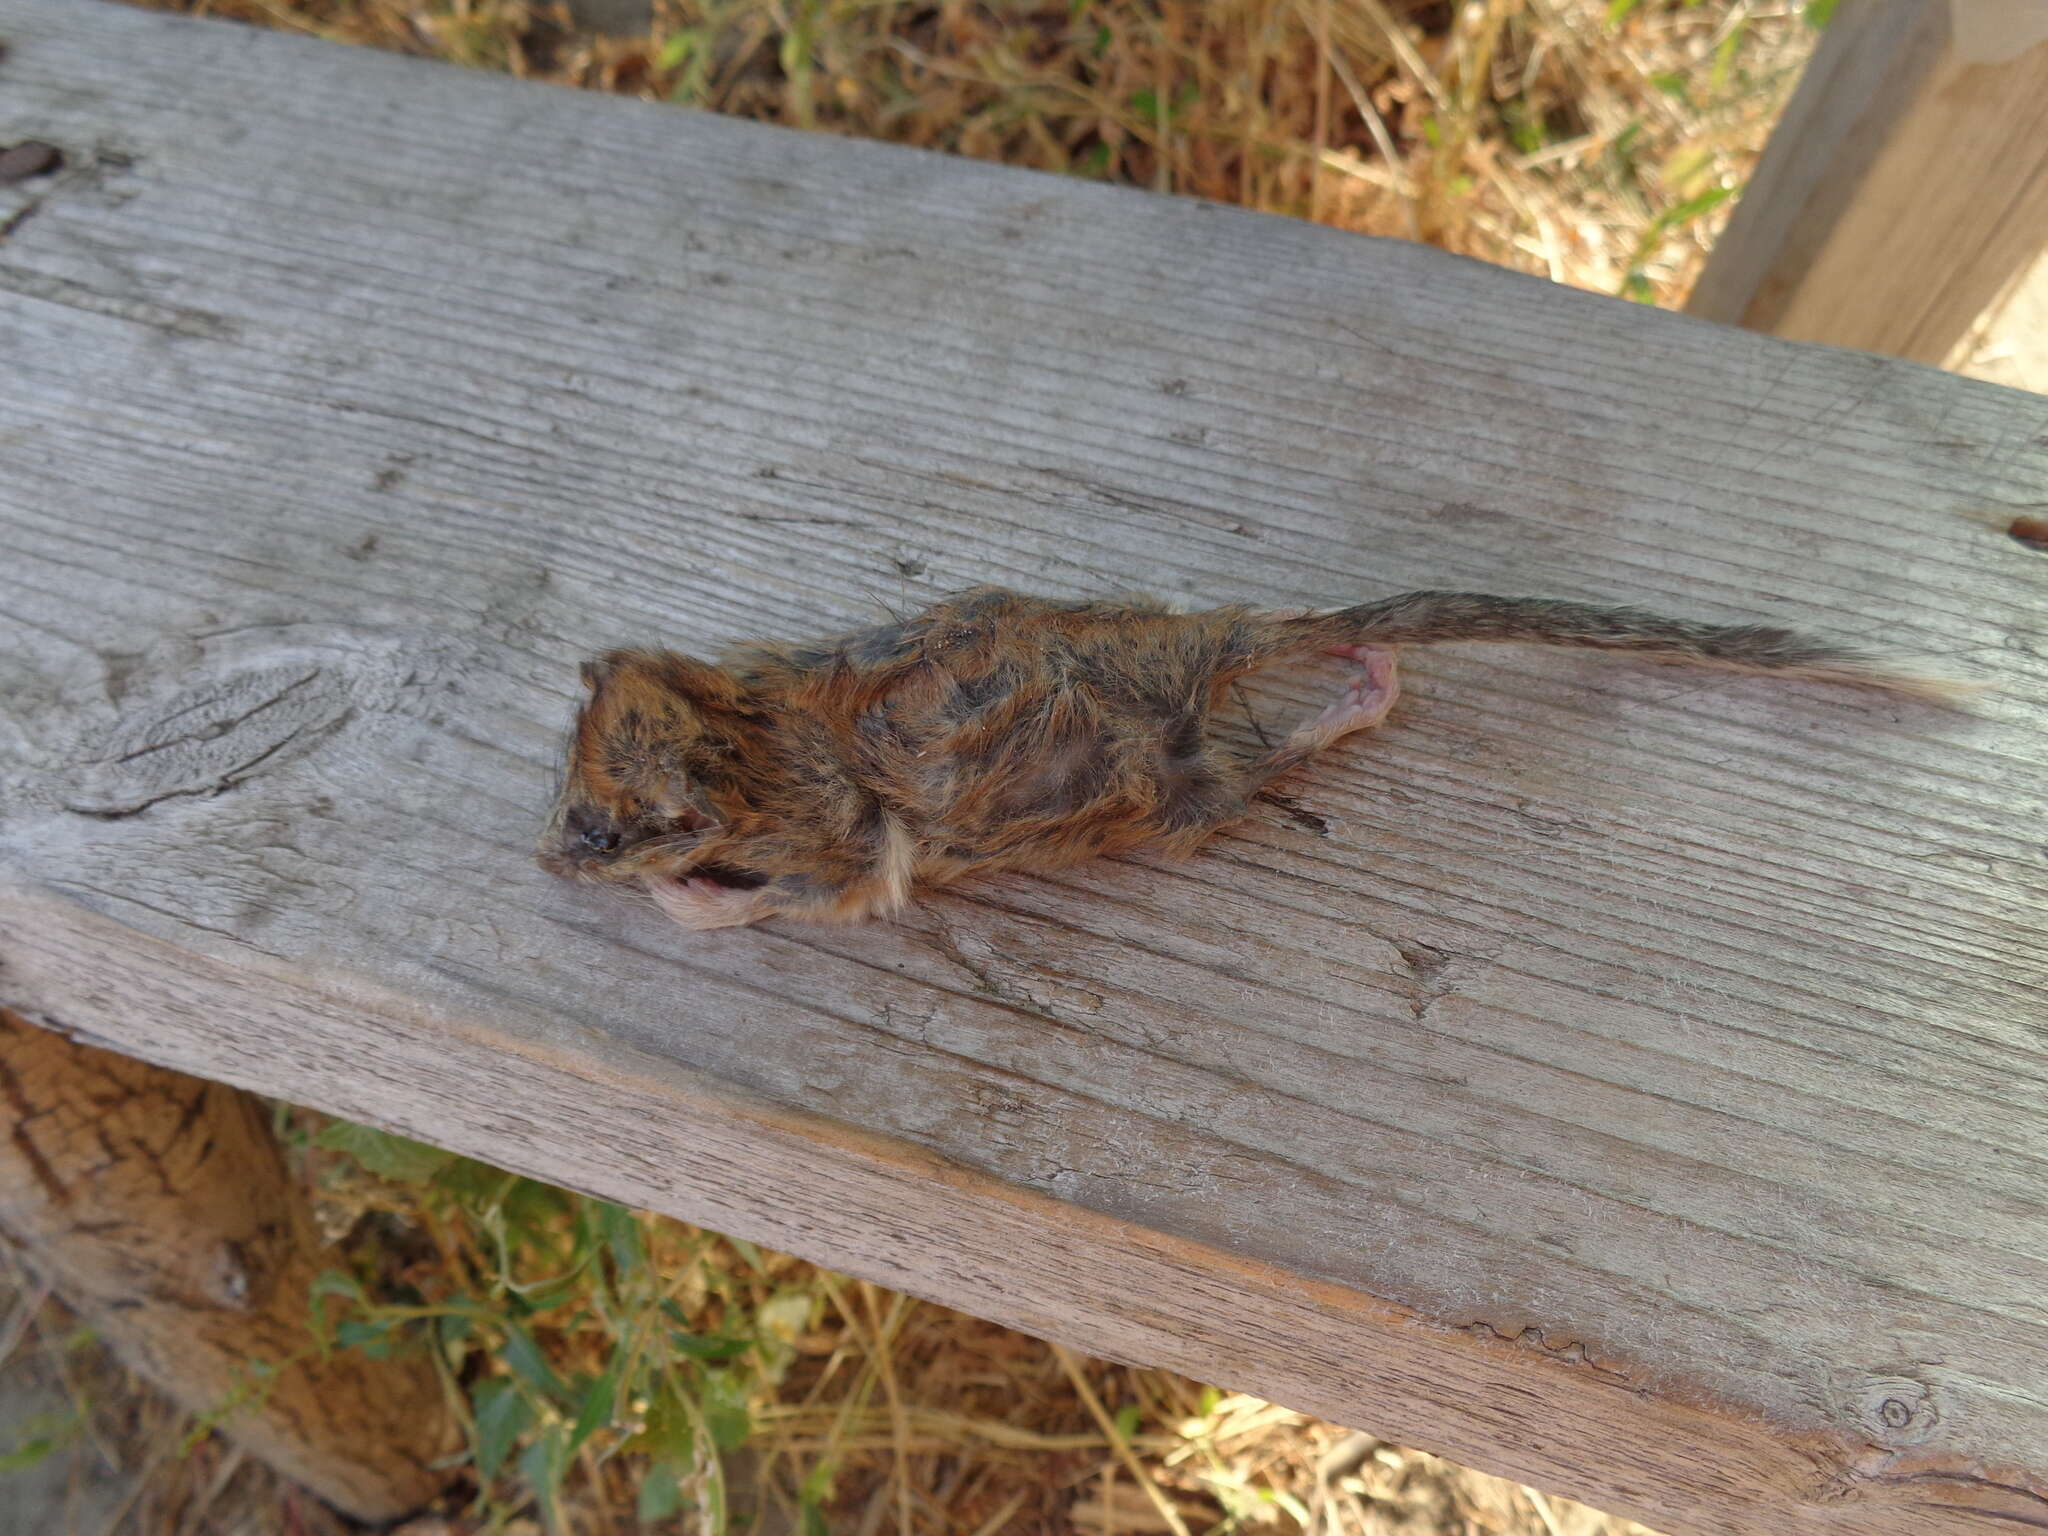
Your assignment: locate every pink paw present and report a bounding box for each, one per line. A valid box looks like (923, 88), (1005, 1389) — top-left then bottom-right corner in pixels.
(1322, 646), (1399, 727)
(1290, 646), (1400, 746)
(646, 873), (771, 931)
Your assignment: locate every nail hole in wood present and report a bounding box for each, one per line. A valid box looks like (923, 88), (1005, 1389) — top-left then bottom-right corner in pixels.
(0, 141), (63, 185)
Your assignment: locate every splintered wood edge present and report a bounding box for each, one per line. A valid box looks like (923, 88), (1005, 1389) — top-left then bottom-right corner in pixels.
(3, 888), (2039, 1536)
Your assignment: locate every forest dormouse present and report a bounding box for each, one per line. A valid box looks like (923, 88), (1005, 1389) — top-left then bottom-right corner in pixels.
(540, 586), (1953, 931)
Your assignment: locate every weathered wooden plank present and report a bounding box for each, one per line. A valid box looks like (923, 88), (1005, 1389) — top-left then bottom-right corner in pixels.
(1685, 0), (2048, 362)
(1, 4), (2045, 1532)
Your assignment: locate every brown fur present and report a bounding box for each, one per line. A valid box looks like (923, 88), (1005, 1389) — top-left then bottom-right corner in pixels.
(539, 586), (1959, 930)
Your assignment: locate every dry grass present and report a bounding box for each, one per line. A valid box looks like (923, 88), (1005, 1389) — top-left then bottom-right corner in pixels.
(10, 2), (1821, 1530)
(132, 0), (1817, 305)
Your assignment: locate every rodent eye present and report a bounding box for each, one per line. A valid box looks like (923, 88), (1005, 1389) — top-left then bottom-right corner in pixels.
(582, 826), (622, 854)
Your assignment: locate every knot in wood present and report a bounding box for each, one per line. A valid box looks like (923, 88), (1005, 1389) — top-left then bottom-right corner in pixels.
(1852, 1376), (1940, 1447)
(63, 659), (353, 818)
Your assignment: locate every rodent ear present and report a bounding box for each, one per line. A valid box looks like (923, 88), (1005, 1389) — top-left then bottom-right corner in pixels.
(579, 649), (676, 697)
(582, 649), (747, 712)
(653, 654), (745, 712)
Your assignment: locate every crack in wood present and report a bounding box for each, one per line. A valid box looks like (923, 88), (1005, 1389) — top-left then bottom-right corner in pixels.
(1461, 1319), (1629, 1383)
(0, 197), (46, 242)
(0, 262), (235, 339)
(0, 1035), (71, 1208)
(1258, 788), (1329, 836)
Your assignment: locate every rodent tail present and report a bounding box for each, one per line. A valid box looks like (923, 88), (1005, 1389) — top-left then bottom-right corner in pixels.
(1257, 592), (1974, 699)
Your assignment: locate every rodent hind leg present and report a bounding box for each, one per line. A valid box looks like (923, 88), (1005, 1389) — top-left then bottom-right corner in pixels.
(1241, 645), (1401, 792)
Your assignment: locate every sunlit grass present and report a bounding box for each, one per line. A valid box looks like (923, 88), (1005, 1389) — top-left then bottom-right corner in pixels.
(141, 0), (1819, 305)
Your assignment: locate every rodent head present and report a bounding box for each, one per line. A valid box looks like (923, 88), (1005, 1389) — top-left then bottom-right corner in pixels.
(539, 648), (753, 882)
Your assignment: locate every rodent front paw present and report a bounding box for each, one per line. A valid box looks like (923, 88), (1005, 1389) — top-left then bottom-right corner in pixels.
(645, 873), (772, 931)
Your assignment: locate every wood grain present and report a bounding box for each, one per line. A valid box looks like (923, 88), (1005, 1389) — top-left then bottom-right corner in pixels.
(1, 4), (2045, 1532)
(1686, 0), (2048, 363)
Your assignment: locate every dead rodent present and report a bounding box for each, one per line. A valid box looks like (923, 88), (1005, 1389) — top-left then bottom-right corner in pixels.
(540, 586), (1960, 931)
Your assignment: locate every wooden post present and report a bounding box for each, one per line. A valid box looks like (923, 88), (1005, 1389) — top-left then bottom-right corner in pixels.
(1685, 0), (2048, 362)
(0, 1009), (456, 1523)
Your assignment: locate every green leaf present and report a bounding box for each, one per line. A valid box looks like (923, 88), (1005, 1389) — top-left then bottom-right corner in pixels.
(639, 1461), (685, 1522)
(519, 1274), (589, 1314)
(641, 1382), (697, 1463)
(567, 1357), (623, 1456)
(1113, 1403), (1142, 1440)
(1654, 183), (1736, 235)
(1710, 19), (1748, 92)
(473, 1378), (531, 1482)
(308, 1270), (362, 1352)
(310, 1269), (365, 1301)
(334, 1319), (395, 1359)
(654, 31), (698, 71)
(670, 1331), (752, 1361)
(596, 1201), (646, 1280)
(1501, 101), (1544, 155)
(800, 1460), (835, 1508)
(0, 1412), (77, 1473)
(1621, 270), (1656, 303)
(316, 1122), (454, 1183)
(1649, 70), (1688, 99)
(0, 1435), (60, 1474)
(501, 1324), (570, 1404)
(433, 1156), (508, 1203)
(519, 1427), (571, 1535)
(800, 1507), (833, 1536)
(1803, 0), (1839, 26)
(699, 1368), (753, 1452)
(1604, 0), (1641, 25)
(502, 1177), (572, 1236)
(1198, 1385), (1221, 1416)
